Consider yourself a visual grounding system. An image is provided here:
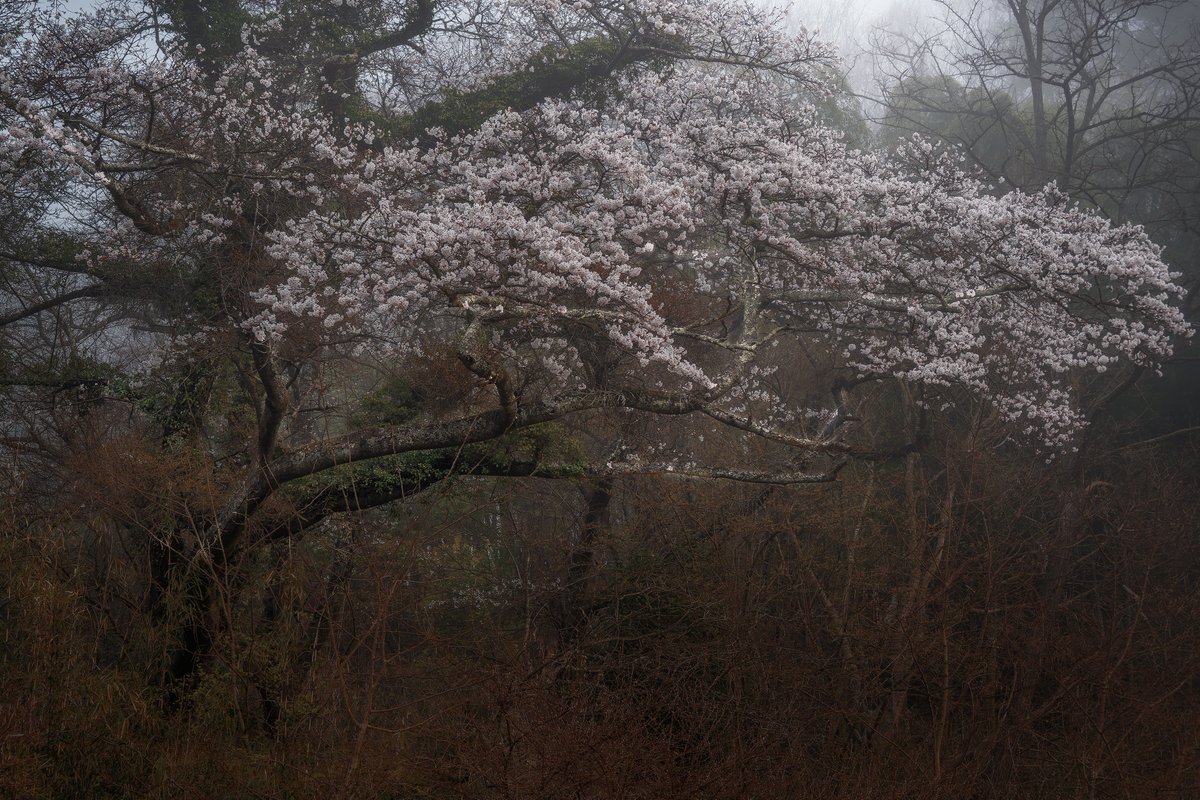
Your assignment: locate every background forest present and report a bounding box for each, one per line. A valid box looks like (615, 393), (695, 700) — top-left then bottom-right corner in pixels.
(2, 0), (1199, 798)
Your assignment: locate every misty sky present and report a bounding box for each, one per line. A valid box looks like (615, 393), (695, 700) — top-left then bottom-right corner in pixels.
(790, 0), (935, 44)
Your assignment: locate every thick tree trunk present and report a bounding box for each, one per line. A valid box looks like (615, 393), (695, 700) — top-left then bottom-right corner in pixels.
(561, 479), (613, 648)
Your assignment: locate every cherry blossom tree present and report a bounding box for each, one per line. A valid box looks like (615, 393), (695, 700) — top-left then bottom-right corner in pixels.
(0, 0), (1189, 695)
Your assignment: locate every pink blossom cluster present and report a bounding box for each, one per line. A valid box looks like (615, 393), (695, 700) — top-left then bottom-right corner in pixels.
(0, 1), (1189, 449)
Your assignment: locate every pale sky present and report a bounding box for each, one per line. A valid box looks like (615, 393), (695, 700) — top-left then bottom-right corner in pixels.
(785, 0), (940, 94)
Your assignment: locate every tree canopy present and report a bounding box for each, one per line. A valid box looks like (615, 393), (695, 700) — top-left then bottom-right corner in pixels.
(0, 0), (1190, 695)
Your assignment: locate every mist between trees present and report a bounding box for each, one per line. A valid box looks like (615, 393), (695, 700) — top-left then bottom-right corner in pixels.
(1, 0), (1198, 797)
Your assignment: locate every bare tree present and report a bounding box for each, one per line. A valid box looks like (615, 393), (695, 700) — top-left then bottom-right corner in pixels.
(872, 0), (1200, 234)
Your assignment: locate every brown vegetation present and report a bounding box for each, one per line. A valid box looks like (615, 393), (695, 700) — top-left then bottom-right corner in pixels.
(3, 418), (1198, 799)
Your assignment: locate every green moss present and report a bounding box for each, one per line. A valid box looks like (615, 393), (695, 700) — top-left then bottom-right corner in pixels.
(158, 0), (252, 68)
(352, 375), (421, 428)
(285, 422), (587, 511)
(384, 38), (633, 142)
